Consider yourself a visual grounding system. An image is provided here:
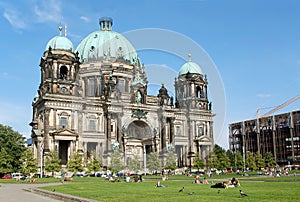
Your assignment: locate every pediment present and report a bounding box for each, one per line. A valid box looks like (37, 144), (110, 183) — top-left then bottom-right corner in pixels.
(196, 135), (212, 142)
(53, 128), (77, 137)
(200, 136), (211, 142)
(60, 54), (71, 61)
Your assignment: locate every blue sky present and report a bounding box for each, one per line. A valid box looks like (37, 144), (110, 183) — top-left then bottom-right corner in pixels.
(0, 0), (299, 149)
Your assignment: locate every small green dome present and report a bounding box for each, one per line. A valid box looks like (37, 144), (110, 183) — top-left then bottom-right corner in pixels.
(178, 61), (203, 76)
(75, 17), (139, 65)
(46, 36), (74, 51)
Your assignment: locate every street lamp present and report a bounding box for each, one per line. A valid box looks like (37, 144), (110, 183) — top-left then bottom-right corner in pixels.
(40, 142), (44, 178)
(143, 144), (147, 176)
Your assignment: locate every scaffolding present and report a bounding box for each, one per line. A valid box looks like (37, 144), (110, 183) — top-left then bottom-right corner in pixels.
(229, 110), (300, 165)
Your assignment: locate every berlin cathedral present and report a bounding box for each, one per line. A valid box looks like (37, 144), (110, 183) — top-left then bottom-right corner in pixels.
(30, 17), (214, 170)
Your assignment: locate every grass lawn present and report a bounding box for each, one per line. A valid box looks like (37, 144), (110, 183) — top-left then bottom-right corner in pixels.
(39, 175), (300, 202)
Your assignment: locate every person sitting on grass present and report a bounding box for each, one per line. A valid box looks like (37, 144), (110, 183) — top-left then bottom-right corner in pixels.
(193, 179), (201, 184)
(203, 177), (209, 184)
(230, 177), (241, 187)
(156, 181), (165, 188)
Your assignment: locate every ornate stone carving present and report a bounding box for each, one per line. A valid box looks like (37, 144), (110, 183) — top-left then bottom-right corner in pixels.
(131, 109), (148, 120)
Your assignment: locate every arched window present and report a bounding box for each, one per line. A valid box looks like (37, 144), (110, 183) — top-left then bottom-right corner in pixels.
(60, 66), (68, 80)
(197, 86), (202, 98)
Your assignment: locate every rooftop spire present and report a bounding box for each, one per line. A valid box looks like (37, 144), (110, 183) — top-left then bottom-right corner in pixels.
(58, 25), (63, 36)
(188, 53), (192, 62)
(99, 17), (113, 31)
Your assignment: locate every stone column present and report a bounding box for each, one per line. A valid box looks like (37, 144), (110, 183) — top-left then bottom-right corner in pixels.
(207, 121), (210, 137)
(106, 113), (112, 152)
(170, 118), (175, 144)
(43, 108), (50, 152)
(77, 112), (84, 152)
(117, 114), (123, 150)
(53, 109), (57, 129)
(37, 140), (43, 167)
(71, 110), (75, 130)
(191, 83), (195, 97)
(160, 118), (166, 151)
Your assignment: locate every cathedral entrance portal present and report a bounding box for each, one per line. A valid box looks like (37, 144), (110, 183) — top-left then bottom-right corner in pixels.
(59, 140), (69, 165)
(126, 121), (152, 140)
(125, 121), (154, 167)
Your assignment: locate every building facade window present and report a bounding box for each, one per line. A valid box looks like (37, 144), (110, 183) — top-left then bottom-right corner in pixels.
(60, 116), (67, 129)
(176, 125), (182, 136)
(117, 79), (125, 93)
(89, 119), (96, 131)
(60, 66), (68, 80)
(89, 78), (95, 96)
(87, 142), (97, 157)
(198, 126), (203, 136)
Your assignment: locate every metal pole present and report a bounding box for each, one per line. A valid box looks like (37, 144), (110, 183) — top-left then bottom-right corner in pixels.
(242, 122), (246, 171)
(40, 143), (43, 178)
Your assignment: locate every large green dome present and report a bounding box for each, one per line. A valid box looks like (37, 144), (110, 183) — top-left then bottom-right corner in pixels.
(75, 17), (139, 65)
(46, 36), (74, 51)
(178, 61), (203, 76)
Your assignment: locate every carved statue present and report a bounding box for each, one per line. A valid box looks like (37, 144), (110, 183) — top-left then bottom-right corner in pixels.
(136, 91), (142, 103)
(112, 140), (119, 151)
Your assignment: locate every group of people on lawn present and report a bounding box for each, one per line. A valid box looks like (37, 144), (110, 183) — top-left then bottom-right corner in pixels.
(192, 175), (209, 184)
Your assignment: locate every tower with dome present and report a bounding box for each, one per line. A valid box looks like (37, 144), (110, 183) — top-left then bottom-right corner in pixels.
(30, 17), (214, 171)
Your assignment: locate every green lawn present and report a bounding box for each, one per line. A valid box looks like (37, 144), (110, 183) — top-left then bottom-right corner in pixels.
(39, 175), (300, 202)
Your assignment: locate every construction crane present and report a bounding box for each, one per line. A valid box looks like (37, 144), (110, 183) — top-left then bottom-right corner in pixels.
(256, 94), (300, 133)
(254, 94), (300, 162)
(260, 94), (300, 118)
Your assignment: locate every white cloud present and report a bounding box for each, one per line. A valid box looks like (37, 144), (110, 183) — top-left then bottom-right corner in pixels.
(33, 0), (62, 23)
(256, 93), (272, 98)
(0, 2), (27, 29)
(80, 16), (90, 23)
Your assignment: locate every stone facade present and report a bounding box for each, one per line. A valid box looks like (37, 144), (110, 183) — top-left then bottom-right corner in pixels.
(30, 18), (214, 170)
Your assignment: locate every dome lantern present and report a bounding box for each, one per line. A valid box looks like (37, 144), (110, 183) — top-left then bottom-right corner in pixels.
(99, 17), (113, 31)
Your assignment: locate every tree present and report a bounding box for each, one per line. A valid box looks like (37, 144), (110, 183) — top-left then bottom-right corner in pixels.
(0, 124), (26, 173)
(0, 147), (12, 174)
(264, 152), (276, 168)
(218, 152), (231, 170)
(211, 144), (231, 170)
(214, 145), (225, 158)
(207, 152), (219, 169)
(67, 152), (84, 173)
(235, 151), (244, 169)
(19, 148), (38, 176)
(44, 151), (61, 176)
(193, 153), (204, 171)
(226, 150), (235, 168)
(86, 151), (102, 174)
(246, 152), (256, 170)
(255, 152), (265, 170)
(110, 151), (125, 174)
(129, 155), (141, 174)
(164, 151), (177, 170)
(147, 152), (160, 174)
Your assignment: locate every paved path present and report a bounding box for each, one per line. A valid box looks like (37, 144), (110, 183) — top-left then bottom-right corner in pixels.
(0, 183), (62, 202)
